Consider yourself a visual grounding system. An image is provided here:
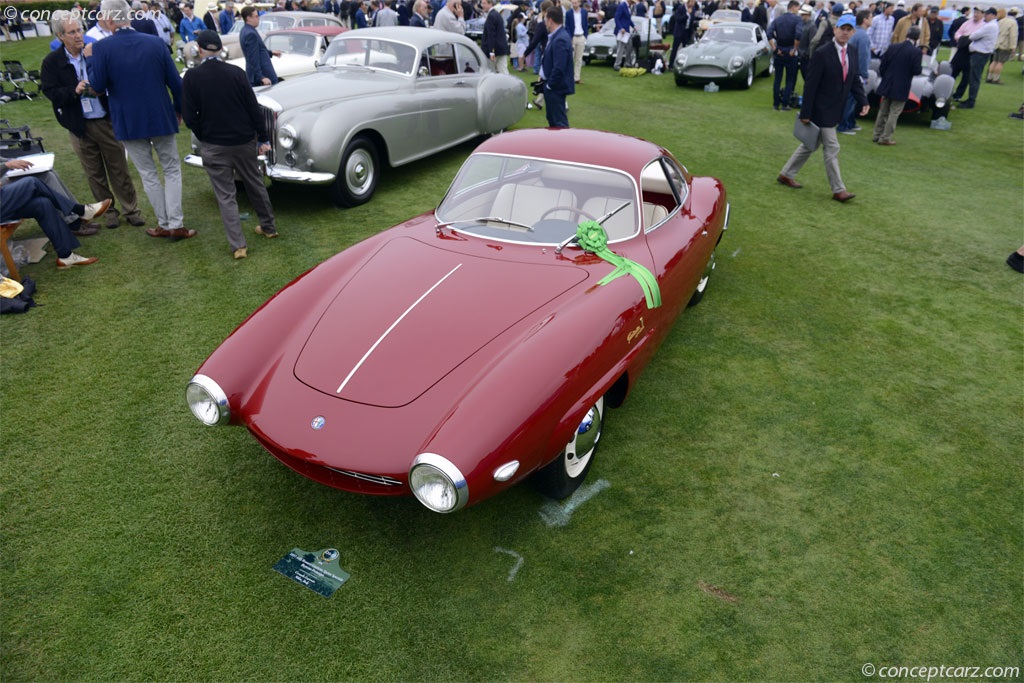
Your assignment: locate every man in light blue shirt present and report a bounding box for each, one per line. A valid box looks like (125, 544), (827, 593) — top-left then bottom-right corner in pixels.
(954, 6), (998, 108)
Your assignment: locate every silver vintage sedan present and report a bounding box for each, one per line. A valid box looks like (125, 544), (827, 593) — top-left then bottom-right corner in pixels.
(186, 27), (528, 207)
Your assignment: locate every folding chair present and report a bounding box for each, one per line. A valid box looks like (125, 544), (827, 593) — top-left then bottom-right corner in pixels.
(2, 61), (41, 100)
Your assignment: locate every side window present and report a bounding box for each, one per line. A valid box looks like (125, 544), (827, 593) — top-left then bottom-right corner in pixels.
(640, 158), (685, 230)
(424, 42), (458, 76)
(456, 44), (482, 74)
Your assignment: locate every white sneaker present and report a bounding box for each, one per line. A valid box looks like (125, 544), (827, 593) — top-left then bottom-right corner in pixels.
(56, 252), (99, 269)
(82, 199), (112, 221)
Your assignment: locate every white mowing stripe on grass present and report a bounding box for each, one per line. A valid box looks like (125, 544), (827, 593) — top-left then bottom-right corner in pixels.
(537, 479), (611, 527)
(494, 547), (524, 582)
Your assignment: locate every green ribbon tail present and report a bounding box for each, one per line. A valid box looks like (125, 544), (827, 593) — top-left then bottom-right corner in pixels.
(577, 221), (662, 309)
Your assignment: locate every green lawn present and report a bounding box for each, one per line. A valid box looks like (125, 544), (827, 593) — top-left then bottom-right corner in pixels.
(1, 35), (1022, 682)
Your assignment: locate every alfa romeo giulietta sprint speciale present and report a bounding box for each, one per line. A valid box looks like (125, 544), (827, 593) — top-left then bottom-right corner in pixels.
(186, 129), (729, 513)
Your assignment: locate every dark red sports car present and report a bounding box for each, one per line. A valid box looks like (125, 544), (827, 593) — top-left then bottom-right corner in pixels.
(186, 128), (729, 513)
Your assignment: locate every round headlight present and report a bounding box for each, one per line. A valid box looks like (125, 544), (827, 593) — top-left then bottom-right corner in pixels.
(409, 453), (468, 513)
(278, 124), (298, 150)
(730, 56), (744, 70)
(676, 53), (687, 67)
(219, 48), (229, 60)
(186, 374), (230, 426)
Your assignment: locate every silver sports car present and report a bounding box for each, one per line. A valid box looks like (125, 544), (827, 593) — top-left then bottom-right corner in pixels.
(673, 21), (771, 89)
(185, 27), (527, 207)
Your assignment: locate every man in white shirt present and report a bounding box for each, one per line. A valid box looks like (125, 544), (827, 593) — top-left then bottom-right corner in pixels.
(954, 6), (998, 108)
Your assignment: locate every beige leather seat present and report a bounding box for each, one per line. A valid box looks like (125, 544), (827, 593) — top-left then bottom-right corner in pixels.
(490, 184), (578, 225)
(580, 197), (637, 241)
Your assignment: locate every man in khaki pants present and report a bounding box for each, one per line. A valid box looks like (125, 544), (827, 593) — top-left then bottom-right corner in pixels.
(564, 0), (591, 83)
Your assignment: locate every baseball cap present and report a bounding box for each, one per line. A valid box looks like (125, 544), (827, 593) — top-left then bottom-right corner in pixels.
(836, 12), (855, 26)
(983, 6), (997, 14)
(831, 1), (844, 14)
(196, 29), (222, 51)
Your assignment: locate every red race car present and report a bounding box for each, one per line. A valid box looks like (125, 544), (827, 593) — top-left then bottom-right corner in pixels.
(186, 128), (729, 513)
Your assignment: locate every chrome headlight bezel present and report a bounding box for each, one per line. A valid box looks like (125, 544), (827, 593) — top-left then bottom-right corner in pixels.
(278, 124), (298, 151)
(729, 55), (744, 70)
(409, 453), (468, 513)
(186, 374), (231, 426)
(676, 53), (687, 68)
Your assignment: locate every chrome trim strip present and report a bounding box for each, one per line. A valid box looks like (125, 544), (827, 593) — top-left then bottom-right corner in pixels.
(265, 165), (336, 184)
(336, 263), (463, 394)
(325, 467), (403, 486)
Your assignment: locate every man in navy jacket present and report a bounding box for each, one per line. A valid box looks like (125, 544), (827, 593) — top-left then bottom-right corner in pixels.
(240, 5), (280, 85)
(564, 0), (589, 82)
(481, 0), (510, 73)
(777, 13), (868, 202)
(88, 0), (193, 239)
(541, 5), (574, 127)
(871, 24), (922, 144)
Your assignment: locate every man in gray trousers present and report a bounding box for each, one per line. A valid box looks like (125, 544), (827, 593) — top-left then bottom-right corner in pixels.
(182, 29), (278, 259)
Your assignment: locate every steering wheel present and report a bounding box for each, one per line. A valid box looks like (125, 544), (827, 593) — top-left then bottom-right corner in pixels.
(538, 206), (597, 222)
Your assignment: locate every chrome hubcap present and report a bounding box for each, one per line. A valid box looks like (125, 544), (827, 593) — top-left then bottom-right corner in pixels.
(346, 149), (374, 196)
(564, 397), (603, 479)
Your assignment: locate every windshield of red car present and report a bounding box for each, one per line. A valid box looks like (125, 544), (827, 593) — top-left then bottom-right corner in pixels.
(435, 154), (640, 245)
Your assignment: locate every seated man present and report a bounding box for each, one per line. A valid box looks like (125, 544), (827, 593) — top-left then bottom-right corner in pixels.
(1, 159), (107, 270)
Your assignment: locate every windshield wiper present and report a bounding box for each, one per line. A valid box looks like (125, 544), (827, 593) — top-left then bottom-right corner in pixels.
(435, 216), (534, 232)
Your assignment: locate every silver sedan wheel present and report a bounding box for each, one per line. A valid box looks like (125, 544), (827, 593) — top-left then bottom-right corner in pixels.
(331, 134), (379, 208)
(564, 397), (604, 479)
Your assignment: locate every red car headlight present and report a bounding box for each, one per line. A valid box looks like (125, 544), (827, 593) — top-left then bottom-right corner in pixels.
(186, 374), (231, 426)
(409, 454), (468, 513)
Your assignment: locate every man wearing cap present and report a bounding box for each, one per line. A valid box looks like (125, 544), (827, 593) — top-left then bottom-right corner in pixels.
(867, 0), (894, 55)
(988, 8), (1018, 83)
(953, 7), (998, 108)
(892, 0), (907, 22)
(925, 5), (942, 54)
(182, 30), (278, 259)
(808, 1), (843, 53)
(872, 25), (922, 143)
(797, 3), (815, 76)
(777, 12), (869, 202)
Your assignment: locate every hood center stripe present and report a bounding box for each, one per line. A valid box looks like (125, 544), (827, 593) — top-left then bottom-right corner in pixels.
(336, 263), (463, 395)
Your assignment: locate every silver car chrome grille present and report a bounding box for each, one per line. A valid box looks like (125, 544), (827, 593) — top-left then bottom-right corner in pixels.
(325, 467), (404, 487)
(260, 105), (277, 165)
(685, 65), (728, 78)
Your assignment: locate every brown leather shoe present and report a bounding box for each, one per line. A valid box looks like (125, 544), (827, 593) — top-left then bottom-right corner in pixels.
(146, 227), (171, 238)
(878, 140), (897, 146)
(777, 174), (803, 189)
(72, 222), (101, 237)
(165, 228), (197, 241)
(832, 191), (856, 202)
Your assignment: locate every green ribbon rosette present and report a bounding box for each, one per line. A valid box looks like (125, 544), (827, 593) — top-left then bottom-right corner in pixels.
(575, 220), (661, 309)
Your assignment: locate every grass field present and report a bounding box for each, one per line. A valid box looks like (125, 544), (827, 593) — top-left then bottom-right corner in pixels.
(0, 34), (1021, 682)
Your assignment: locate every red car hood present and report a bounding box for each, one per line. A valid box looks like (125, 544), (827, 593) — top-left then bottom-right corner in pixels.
(293, 237), (588, 408)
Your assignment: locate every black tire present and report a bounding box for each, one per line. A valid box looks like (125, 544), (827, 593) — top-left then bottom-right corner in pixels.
(330, 135), (379, 208)
(688, 250), (715, 307)
(675, 74), (687, 87)
(533, 397), (604, 499)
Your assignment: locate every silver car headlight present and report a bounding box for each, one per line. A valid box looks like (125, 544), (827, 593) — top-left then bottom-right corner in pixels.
(676, 53), (687, 67)
(219, 48), (228, 60)
(278, 124), (298, 150)
(186, 374), (230, 426)
(409, 453), (468, 513)
(729, 55), (744, 70)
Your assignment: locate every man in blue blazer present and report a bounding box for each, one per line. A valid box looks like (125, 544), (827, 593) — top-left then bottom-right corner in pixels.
(612, 0), (634, 70)
(480, 0), (510, 73)
(541, 5), (574, 127)
(564, 0), (589, 83)
(87, 0), (193, 239)
(871, 24), (923, 144)
(240, 5), (280, 86)
(777, 13), (868, 202)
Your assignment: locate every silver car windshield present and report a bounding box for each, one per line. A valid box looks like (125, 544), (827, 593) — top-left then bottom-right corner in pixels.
(319, 37), (418, 75)
(703, 26), (754, 43)
(436, 154), (640, 245)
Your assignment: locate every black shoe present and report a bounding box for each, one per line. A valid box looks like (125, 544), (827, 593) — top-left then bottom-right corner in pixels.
(958, 101), (975, 109)
(781, 105), (791, 111)
(1008, 251), (1024, 273)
